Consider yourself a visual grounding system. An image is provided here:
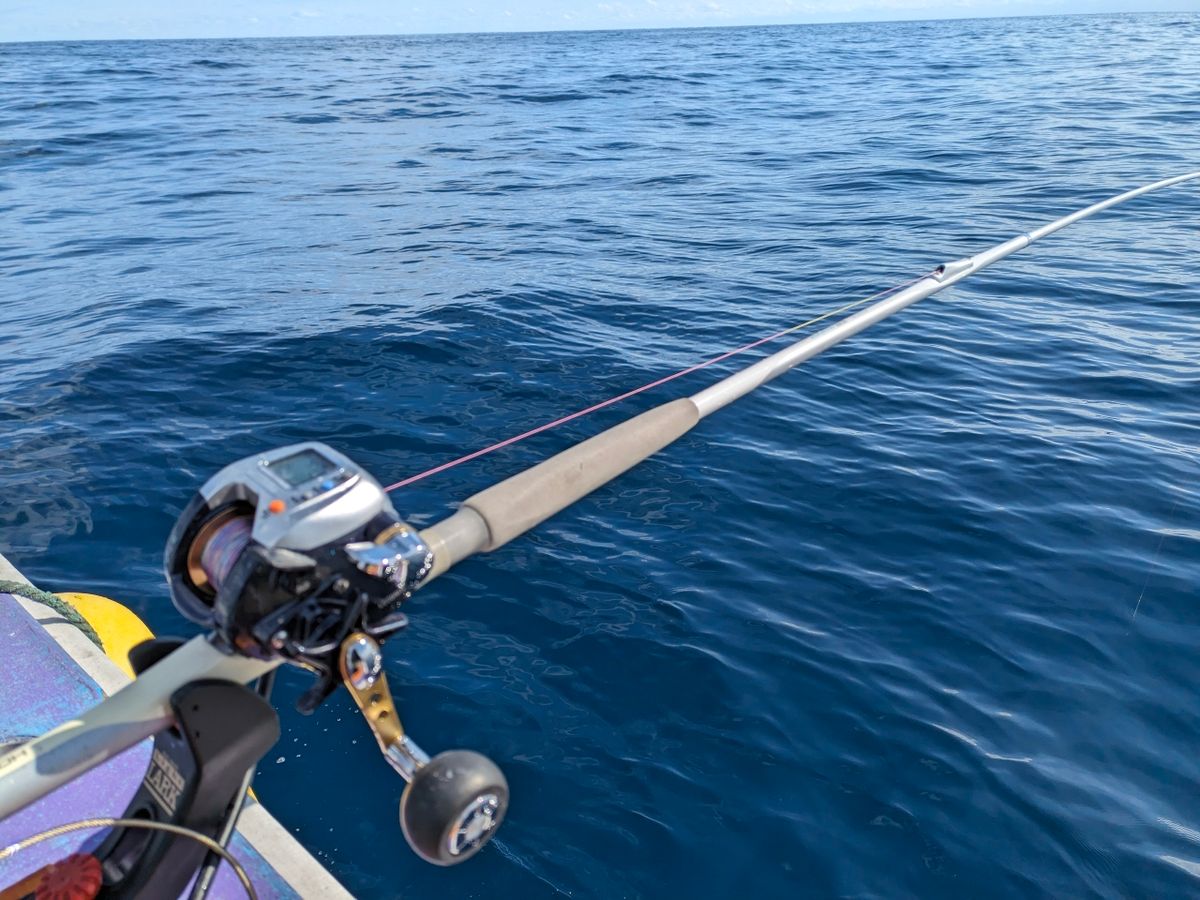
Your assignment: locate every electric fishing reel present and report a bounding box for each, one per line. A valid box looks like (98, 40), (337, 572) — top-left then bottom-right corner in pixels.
(163, 442), (508, 865)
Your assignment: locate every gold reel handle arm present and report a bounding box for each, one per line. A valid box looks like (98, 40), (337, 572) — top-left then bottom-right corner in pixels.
(338, 633), (430, 780)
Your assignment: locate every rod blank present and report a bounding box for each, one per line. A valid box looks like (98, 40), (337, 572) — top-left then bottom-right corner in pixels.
(419, 171), (1200, 579)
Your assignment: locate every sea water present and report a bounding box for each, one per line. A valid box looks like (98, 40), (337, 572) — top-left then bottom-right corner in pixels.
(2, 13), (1199, 898)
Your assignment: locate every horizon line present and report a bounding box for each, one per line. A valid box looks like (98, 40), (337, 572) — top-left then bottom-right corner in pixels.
(1, 8), (1187, 47)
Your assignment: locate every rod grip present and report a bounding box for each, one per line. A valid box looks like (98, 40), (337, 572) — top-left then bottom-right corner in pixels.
(462, 397), (700, 552)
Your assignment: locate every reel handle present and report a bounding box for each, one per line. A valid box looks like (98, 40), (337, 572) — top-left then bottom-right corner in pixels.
(338, 634), (508, 865)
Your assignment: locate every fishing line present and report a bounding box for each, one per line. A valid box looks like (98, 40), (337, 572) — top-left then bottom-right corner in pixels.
(384, 268), (937, 491)
(1132, 497), (1182, 619)
(0, 817), (257, 899)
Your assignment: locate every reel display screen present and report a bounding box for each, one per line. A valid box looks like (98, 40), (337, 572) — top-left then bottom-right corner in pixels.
(266, 449), (337, 486)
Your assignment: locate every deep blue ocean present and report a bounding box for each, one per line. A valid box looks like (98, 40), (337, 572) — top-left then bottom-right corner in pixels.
(2, 13), (1199, 898)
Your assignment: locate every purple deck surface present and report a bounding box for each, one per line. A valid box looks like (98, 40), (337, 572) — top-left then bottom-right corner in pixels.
(0, 593), (301, 898)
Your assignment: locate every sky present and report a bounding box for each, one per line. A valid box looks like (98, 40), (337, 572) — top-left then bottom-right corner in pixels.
(2, 0), (1196, 43)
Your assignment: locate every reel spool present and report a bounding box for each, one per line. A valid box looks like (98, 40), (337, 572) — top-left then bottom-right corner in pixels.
(162, 442), (509, 865)
(190, 507), (253, 595)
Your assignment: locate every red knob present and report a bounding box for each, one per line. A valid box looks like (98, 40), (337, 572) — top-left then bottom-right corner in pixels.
(34, 853), (102, 900)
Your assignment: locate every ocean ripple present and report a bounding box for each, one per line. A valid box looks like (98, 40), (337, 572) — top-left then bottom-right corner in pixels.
(2, 13), (1199, 899)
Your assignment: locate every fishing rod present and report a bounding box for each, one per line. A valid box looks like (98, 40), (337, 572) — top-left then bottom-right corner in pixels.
(415, 169), (1200, 577)
(0, 171), (1195, 892)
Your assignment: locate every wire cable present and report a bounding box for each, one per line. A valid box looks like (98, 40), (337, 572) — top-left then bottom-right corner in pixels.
(0, 817), (257, 900)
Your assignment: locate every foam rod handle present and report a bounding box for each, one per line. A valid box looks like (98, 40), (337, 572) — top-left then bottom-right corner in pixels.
(420, 397), (699, 576)
(468, 396), (699, 549)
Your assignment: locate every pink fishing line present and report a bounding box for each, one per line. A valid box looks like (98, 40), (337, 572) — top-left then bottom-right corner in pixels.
(385, 271), (933, 492)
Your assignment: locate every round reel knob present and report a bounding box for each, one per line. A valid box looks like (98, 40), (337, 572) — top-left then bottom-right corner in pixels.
(399, 750), (509, 865)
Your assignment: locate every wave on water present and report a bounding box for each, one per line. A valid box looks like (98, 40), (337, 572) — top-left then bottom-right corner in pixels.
(2, 13), (1199, 899)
